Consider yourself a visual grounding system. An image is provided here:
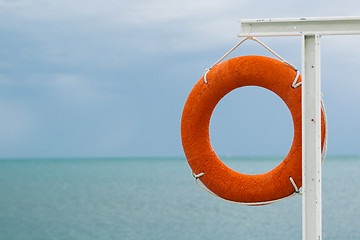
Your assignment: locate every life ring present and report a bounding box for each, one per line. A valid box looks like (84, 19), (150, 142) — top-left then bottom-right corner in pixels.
(181, 55), (326, 204)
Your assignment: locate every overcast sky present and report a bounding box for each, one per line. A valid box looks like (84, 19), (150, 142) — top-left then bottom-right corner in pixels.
(0, 0), (360, 158)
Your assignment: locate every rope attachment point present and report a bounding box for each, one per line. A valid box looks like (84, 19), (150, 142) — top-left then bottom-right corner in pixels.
(191, 170), (298, 206)
(203, 69), (210, 84)
(192, 171), (205, 179)
(291, 70), (302, 88)
(289, 176), (302, 195)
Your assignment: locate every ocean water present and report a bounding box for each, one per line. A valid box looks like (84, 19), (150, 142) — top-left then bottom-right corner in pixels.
(0, 156), (359, 240)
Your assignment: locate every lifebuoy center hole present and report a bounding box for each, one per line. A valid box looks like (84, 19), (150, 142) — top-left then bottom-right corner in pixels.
(210, 86), (294, 175)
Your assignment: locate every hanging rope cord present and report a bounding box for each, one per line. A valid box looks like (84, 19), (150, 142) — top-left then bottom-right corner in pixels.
(193, 37), (328, 206)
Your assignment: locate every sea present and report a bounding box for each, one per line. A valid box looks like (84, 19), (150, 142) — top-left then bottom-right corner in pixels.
(0, 156), (359, 240)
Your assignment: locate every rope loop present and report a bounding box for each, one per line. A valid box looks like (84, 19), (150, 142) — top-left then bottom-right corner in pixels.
(202, 37), (300, 89)
(203, 69), (210, 84)
(191, 170), (298, 206)
(291, 70), (302, 88)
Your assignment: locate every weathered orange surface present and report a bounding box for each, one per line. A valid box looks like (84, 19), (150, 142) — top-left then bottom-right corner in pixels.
(181, 56), (325, 204)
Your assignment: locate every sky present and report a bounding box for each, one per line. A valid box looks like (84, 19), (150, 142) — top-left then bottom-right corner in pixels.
(0, 0), (360, 158)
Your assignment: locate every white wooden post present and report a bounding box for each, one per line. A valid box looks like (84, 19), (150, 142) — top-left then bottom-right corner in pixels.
(238, 17), (360, 240)
(302, 34), (322, 240)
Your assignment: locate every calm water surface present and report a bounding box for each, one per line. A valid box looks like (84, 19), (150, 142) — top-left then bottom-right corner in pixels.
(0, 157), (359, 240)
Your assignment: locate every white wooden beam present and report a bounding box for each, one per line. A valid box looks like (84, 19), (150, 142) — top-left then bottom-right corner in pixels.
(239, 16), (360, 37)
(302, 34), (322, 240)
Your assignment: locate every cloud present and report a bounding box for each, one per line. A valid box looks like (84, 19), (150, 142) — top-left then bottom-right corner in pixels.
(0, 0), (250, 55)
(48, 74), (100, 104)
(120, 0), (251, 24)
(1, 0), (360, 157)
(0, 0), (249, 23)
(0, 100), (39, 148)
(0, 0), (28, 9)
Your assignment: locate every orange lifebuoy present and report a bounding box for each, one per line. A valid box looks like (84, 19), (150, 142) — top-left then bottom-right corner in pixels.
(181, 55), (325, 204)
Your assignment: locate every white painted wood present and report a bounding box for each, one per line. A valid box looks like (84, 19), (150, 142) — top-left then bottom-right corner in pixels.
(302, 34), (322, 240)
(237, 16), (360, 240)
(239, 17), (360, 37)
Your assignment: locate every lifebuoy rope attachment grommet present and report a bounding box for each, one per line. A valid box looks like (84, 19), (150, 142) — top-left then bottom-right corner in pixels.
(181, 55), (327, 205)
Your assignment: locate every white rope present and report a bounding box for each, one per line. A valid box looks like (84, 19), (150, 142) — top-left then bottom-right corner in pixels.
(291, 70), (302, 88)
(193, 38), (329, 205)
(289, 176), (301, 194)
(192, 172), (205, 179)
(203, 68), (210, 84)
(203, 37), (299, 85)
(250, 37), (297, 71)
(190, 99), (328, 206)
(209, 38), (250, 70)
(192, 171), (298, 206)
(321, 96), (328, 163)
(202, 36), (328, 160)
(204, 37), (249, 84)
(191, 98), (328, 204)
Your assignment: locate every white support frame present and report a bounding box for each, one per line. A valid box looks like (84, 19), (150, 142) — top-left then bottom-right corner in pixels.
(239, 17), (360, 240)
